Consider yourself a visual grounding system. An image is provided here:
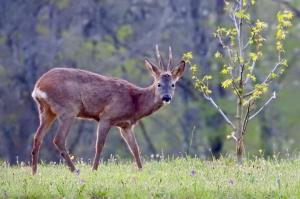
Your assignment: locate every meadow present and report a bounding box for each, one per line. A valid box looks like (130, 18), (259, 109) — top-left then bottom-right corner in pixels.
(0, 156), (300, 198)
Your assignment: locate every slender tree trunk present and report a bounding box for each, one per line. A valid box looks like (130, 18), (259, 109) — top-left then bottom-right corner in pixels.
(235, 93), (245, 163)
(236, 0), (245, 163)
(236, 136), (244, 163)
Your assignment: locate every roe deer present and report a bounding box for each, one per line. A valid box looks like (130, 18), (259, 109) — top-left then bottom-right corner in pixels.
(31, 45), (185, 174)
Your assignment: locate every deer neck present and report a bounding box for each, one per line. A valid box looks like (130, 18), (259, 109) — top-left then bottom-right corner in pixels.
(135, 83), (163, 120)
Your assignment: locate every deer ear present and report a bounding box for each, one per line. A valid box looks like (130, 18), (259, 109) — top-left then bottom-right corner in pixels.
(171, 60), (185, 81)
(145, 59), (160, 78)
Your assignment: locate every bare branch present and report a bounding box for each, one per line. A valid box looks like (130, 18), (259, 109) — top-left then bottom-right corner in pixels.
(202, 94), (236, 129)
(234, 1), (245, 91)
(234, 2), (243, 58)
(262, 61), (283, 84)
(228, 131), (238, 142)
(243, 90), (254, 98)
(243, 40), (251, 50)
(232, 81), (243, 100)
(244, 60), (256, 84)
(216, 34), (234, 62)
(233, 13), (240, 39)
(244, 60), (283, 98)
(243, 29), (255, 50)
(249, 92), (277, 120)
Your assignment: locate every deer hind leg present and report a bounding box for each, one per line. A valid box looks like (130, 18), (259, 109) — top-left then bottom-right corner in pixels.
(53, 115), (76, 172)
(120, 127), (142, 169)
(32, 100), (56, 175)
(92, 120), (111, 171)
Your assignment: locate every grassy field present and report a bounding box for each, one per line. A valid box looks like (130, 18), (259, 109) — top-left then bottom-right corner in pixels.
(0, 157), (300, 198)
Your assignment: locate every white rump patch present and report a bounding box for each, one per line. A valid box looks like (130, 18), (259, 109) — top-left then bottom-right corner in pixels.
(32, 88), (47, 99)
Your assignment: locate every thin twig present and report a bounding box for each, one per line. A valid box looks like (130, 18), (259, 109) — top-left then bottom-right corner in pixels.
(243, 40), (251, 50)
(216, 34), (234, 64)
(249, 92), (277, 120)
(243, 90), (254, 98)
(233, 13), (240, 41)
(262, 61), (283, 84)
(243, 24), (255, 50)
(245, 60), (282, 97)
(232, 81), (243, 100)
(244, 60), (256, 84)
(203, 94), (236, 129)
(239, 63), (245, 85)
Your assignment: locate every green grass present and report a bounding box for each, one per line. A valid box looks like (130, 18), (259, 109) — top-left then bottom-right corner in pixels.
(0, 157), (300, 198)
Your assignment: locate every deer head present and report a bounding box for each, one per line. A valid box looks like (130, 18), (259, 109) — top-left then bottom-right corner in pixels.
(145, 45), (186, 104)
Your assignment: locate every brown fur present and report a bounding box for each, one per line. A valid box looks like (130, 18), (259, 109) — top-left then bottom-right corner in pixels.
(31, 48), (185, 174)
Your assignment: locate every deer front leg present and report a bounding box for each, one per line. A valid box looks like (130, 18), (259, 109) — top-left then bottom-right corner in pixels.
(120, 126), (142, 169)
(92, 120), (111, 171)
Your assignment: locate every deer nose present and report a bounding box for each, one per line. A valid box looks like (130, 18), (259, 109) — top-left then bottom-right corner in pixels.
(162, 95), (172, 103)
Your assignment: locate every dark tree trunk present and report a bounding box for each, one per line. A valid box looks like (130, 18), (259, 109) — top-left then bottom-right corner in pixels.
(139, 121), (157, 155)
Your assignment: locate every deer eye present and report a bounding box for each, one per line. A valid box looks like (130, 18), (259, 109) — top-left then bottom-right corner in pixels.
(157, 83), (161, 87)
(171, 84), (175, 87)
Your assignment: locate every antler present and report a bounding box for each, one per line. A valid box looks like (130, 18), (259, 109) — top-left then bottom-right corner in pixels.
(155, 44), (166, 70)
(155, 44), (173, 71)
(167, 46), (172, 70)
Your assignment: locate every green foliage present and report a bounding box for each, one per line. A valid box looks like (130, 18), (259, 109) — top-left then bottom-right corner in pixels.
(235, 9), (250, 20)
(0, 65), (6, 77)
(74, 39), (117, 60)
(0, 34), (6, 46)
(184, 52), (213, 96)
(93, 40), (116, 59)
(276, 11), (294, 53)
(1, 158), (300, 198)
(36, 24), (49, 36)
(53, 0), (69, 9)
(117, 24), (133, 42)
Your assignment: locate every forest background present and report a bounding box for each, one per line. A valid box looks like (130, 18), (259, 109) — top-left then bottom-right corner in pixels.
(0, 0), (300, 164)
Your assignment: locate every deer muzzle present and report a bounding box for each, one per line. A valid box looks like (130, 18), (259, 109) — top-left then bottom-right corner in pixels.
(162, 95), (172, 104)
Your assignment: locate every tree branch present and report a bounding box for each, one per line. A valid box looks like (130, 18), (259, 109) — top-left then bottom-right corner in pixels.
(217, 34), (233, 61)
(249, 92), (277, 120)
(203, 94), (236, 129)
(245, 60), (283, 97)
(244, 60), (256, 84)
(242, 102), (252, 134)
(262, 60), (283, 84)
(243, 90), (254, 98)
(232, 81), (243, 100)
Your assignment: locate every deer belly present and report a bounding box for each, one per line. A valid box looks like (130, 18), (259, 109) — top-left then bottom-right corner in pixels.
(114, 120), (135, 128)
(77, 101), (105, 121)
(77, 112), (100, 121)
